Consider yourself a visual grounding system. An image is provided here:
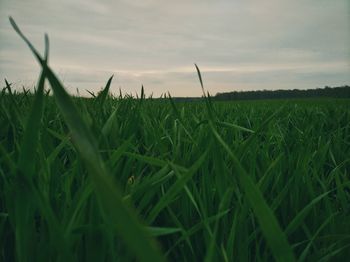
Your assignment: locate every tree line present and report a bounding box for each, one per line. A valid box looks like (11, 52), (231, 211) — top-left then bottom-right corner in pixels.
(214, 85), (350, 101)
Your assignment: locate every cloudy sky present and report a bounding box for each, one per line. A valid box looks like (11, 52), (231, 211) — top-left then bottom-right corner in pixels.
(0, 0), (349, 97)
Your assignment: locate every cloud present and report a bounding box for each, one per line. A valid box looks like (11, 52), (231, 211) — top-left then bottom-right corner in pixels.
(1, 0), (349, 96)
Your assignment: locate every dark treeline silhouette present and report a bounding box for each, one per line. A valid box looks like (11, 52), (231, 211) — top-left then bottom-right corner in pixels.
(214, 85), (350, 101)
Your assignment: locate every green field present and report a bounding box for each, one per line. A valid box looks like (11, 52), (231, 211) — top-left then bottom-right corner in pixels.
(1, 19), (350, 262)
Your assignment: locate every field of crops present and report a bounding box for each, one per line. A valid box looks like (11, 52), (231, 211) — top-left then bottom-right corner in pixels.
(1, 19), (350, 262)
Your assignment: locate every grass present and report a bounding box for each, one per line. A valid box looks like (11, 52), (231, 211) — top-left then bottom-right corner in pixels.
(1, 18), (350, 261)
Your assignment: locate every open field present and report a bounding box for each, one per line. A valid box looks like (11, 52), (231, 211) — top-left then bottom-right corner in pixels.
(1, 19), (350, 262)
(1, 86), (350, 261)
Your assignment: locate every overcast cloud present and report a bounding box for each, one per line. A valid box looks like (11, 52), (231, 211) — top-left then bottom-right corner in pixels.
(0, 0), (349, 96)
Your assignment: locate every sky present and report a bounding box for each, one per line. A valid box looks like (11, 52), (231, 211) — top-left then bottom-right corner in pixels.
(0, 0), (349, 97)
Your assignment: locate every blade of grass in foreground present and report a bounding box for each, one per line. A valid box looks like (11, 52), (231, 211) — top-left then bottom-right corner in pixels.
(10, 17), (165, 262)
(194, 65), (294, 262)
(14, 38), (48, 262)
(147, 150), (208, 224)
(17, 35), (48, 177)
(209, 116), (295, 262)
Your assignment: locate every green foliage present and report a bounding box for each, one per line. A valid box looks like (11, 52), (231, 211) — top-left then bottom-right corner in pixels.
(1, 18), (350, 262)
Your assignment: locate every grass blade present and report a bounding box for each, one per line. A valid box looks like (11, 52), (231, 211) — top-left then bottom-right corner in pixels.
(97, 75), (113, 105)
(10, 17), (165, 262)
(209, 122), (295, 262)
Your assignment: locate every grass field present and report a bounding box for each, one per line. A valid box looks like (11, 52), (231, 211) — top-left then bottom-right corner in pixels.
(1, 18), (350, 262)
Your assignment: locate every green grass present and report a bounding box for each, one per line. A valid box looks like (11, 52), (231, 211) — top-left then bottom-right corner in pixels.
(1, 18), (350, 261)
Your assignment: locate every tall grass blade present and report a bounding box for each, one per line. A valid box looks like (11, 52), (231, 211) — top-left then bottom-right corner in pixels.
(98, 75), (113, 105)
(209, 122), (295, 262)
(10, 17), (165, 262)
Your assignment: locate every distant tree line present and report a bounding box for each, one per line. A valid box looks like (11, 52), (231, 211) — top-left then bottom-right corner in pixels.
(214, 85), (350, 101)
